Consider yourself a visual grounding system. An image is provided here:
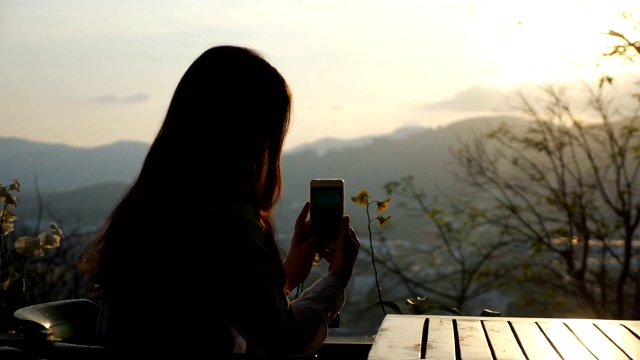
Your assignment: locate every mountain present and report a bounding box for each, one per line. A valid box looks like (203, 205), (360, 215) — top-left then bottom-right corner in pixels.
(0, 138), (148, 192)
(276, 115), (528, 241)
(2, 115), (528, 239)
(286, 125), (428, 156)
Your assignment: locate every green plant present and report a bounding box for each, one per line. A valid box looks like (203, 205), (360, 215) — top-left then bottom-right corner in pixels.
(405, 296), (461, 316)
(350, 189), (394, 314)
(0, 176), (64, 330)
(351, 188), (460, 316)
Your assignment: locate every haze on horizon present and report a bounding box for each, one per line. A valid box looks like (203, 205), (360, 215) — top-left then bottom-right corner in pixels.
(0, 0), (635, 152)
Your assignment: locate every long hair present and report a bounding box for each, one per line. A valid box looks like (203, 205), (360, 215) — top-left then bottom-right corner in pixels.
(78, 45), (292, 291)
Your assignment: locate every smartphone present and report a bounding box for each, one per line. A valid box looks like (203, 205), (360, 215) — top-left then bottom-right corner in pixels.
(309, 178), (345, 248)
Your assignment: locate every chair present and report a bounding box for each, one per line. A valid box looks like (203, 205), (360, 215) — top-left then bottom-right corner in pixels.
(11, 299), (336, 359)
(12, 298), (107, 359)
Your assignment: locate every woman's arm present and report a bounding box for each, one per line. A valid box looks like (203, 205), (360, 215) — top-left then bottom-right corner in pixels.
(223, 207), (344, 355)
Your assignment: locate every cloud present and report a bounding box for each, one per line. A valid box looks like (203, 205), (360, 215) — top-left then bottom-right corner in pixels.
(422, 70), (640, 114)
(420, 86), (511, 112)
(88, 93), (150, 104)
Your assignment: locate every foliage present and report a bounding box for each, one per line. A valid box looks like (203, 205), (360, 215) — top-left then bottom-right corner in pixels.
(351, 7), (640, 319)
(405, 296), (460, 316)
(600, 7), (640, 65)
(0, 176), (64, 330)
(384, 176), (510, 315)
(402, 8), (640, 319)
(452, 76), (640, 319)
(350, 189), (392, 314)
(351, 189), (460, 316)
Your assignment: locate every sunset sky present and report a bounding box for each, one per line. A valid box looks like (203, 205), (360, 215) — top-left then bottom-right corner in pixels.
(0, 0), (636, 152)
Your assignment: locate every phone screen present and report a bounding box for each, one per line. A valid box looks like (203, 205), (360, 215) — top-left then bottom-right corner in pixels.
(310, 179), (345, 244)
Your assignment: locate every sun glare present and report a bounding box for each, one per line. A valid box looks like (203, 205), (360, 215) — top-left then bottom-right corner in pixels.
(464, 1), (634, 86)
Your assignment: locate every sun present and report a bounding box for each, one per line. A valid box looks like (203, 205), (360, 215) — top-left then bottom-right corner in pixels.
(463, 0), (636, 86)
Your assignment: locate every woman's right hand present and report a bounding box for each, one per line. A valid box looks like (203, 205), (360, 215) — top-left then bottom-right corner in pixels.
(322, 215), (360, 287)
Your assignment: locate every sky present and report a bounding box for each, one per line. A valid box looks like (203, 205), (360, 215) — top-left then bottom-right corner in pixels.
(0, 0), (637, 152)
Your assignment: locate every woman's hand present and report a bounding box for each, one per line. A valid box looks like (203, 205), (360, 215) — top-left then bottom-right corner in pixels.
(283, 202), (323, 293)
(324, 215), (360, 288)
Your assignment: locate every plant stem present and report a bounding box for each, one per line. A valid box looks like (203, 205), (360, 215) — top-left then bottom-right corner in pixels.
(367, 201), (386, 315)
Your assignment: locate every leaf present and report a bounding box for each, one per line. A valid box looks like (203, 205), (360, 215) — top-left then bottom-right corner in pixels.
(2, 269), (20, 291)
(480, 309), (502, 317)
(406, 296), (461, 315)
(374, 215), (392, 227)
(351, 189), (371, 206)
(376, 199), (391, 212)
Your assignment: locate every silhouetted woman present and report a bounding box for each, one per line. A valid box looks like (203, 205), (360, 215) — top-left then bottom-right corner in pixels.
(78, 45), (360, 358)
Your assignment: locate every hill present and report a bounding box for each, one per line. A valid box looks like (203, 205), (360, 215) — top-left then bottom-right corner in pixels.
(1, 138), (147, 192)
(2, 115), (529, 240)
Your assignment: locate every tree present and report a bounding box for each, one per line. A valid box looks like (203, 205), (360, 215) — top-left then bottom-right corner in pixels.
(441, 6), (640, 320)
(601, 8), (640, 65)
(354, 7), (640, 320)
(382, 176), (514, 315)
(451, 75), (640, 320)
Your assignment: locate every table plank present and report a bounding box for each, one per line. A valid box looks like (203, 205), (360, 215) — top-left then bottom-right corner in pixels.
(368, 314), (426, 360)
(456, 319), (493, 360)
(624, 322), (640, 338)
(367, 315), (640, 360)
(563, 320), (630, 360)
(509, 321), (561, 360)
(537, 321), (597, 360)
(482, 320), (526, 360)
(424, 317), (456, 360)
(594, 322), (640, 359)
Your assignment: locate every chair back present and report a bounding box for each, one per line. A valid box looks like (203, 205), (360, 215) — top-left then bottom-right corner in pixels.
(13, 299), (99, 345)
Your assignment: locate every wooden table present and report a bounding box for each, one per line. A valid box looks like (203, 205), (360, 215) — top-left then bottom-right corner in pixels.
(367, 314), (640, 360)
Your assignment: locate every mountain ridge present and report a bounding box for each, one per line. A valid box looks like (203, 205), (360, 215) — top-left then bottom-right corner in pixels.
(3, 115), (529, 239)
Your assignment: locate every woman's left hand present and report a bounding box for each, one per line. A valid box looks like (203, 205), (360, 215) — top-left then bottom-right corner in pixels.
(283, 201), (323, 293)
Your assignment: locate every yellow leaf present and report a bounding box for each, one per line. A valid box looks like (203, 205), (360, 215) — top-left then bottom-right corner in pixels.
(40, 231), (61, 249)
(1, 206), (18, 221)
(376, 198), (391, 212)
(15, 236), (44, 256)
(8, 177), (20, 192)
(375, 215), (392, 227)
(1, 221), (15, 236)
(0, 187), (18, 207)
(2, 269), (20, 290)
(350, 189), (371, 206)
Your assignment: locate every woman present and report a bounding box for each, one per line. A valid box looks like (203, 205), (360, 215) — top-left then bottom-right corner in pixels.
(78, 45), (360, 358)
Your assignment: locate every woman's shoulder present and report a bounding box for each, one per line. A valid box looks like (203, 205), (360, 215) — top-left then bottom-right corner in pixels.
(213, 201), (266, 244)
